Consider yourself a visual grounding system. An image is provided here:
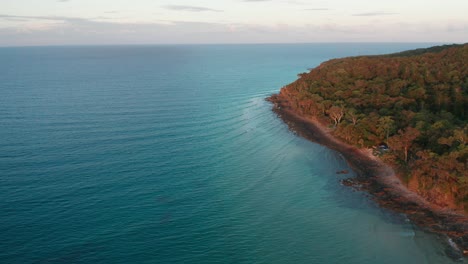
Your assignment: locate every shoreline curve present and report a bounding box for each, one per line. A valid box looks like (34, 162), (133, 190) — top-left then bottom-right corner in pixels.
(267, 94), (468, 259)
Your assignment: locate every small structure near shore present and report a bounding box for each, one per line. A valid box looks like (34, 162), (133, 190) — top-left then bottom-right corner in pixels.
(373, 143), (389, 156)
(378, 143), (389, 150)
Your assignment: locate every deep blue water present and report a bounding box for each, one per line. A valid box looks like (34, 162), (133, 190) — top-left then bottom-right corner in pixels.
(0, 43), (456, 263)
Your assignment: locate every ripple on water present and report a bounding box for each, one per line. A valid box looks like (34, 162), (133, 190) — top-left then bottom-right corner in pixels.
(0, 44), (456, 264)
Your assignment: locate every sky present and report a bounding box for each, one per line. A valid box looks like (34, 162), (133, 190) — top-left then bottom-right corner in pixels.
(0, 0), (467, 46)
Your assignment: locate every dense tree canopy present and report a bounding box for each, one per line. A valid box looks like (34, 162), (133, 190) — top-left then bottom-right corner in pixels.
(278, 44), (468, 211)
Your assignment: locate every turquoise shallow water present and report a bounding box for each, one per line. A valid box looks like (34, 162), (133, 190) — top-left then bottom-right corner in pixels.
(0, 43), (457, 263)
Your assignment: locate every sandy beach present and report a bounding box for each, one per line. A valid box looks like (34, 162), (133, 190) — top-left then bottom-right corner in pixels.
(267, 94), (468, 259)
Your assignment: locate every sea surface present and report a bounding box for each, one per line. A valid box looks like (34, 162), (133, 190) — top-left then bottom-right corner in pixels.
(0, 43), (458, 263)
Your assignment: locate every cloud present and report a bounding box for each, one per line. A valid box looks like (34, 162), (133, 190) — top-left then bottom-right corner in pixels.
(0, 13), (232, 45)
(0, 14), (93, 24)
(163, 5), (222, 12)
(304, 8), (329, 11)
(352, 12), (398, 17)
(284, 0), (314, 5)
(242, 0), (272, 2)
(0, 13), (466, 46)
(0, 16), (30, 22)
(57, 0), (70, 2)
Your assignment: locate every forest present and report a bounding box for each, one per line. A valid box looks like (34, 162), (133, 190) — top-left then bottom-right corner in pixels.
(277, 44), (468, 211)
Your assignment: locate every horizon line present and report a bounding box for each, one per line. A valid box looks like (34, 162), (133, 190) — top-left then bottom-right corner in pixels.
(0, 41), (460, 48)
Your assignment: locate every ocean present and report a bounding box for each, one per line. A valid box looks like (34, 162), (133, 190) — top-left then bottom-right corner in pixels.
(0, 43), (456, 263)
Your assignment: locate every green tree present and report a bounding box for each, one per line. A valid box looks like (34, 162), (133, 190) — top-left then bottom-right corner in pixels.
(389, 127), (420, 163)
(377, 116), (396, 144)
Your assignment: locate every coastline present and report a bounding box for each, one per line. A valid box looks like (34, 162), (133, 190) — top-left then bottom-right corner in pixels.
(267, 94), (468, 259)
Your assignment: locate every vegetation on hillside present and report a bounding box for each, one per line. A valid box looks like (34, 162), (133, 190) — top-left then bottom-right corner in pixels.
(277, 44), (468, 210)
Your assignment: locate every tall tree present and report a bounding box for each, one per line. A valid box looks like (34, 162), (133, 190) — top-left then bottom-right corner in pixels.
(346, 108), (361, 126)
(327, 105), (345, 126)
(389, 127), (420, 163)
(377, 116), (396, 144)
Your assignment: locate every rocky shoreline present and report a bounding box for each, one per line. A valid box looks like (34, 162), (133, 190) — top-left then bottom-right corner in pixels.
(267, 94), (468, 260)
